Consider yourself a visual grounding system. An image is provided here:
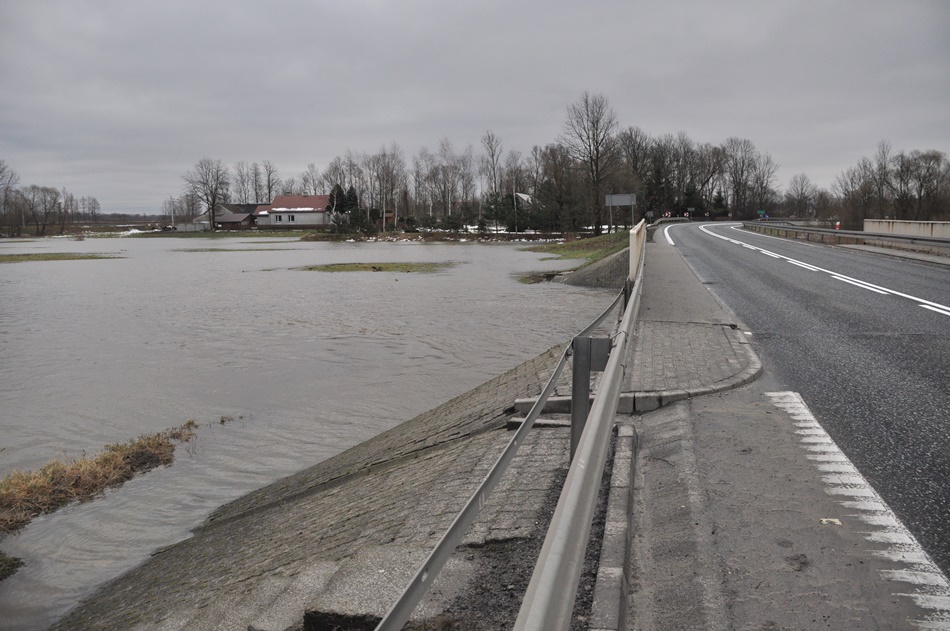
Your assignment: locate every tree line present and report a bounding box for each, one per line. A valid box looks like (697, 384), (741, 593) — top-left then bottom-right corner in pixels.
(5, 92), (946, 237)
(0, 160), (102, 236)
(179, 93), (949, 234)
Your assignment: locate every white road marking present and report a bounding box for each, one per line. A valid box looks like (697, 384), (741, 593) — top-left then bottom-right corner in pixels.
(696, 223), (950, 315)
(766, 391), (950, 627)
(832, 275), (891, 294)
(663, 224), (675, 245)
(921, 304), (950, 318)
(788, 260), (820, 271)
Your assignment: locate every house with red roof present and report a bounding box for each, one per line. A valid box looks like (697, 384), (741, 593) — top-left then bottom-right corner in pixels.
(256, 194), (332, 228)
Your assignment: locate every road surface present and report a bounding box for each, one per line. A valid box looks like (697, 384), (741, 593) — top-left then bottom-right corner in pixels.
(666, 221), (950, 575)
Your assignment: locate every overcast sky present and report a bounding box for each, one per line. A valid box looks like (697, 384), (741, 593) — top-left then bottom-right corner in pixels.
(1, 0), (948, 213)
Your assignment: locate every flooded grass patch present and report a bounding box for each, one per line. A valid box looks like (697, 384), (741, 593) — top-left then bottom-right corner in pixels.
(518, 272), (561, 284)
(296, 262), (455, 273)
(171, 247), (298, 252)
(0, 253), (120, 263)
(0, 421), (199, 538)
(0, 551), (24, 581)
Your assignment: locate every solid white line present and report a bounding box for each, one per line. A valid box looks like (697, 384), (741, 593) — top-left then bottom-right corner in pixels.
(832, 276), (890, 295)
(663, 224), (675, 245)
(787, 260), (820, 271)
(921, 304), (950, 318)
(765, 391), (950, 625)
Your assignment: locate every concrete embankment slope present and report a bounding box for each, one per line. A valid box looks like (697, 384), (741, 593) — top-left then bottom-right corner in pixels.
(52, 346), (580, 630)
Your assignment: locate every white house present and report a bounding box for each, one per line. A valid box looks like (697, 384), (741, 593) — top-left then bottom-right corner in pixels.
(256, 195), (331, 228)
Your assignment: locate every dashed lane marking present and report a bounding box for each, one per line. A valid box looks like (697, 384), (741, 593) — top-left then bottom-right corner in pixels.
(693, 223), (950, 317)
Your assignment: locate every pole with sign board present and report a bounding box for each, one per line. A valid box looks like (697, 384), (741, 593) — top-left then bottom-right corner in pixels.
(605, 193), (637, 229)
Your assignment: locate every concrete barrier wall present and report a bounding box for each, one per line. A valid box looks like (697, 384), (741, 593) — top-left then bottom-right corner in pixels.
(560, 247), (630, 289)
(865, 220), (950, 238)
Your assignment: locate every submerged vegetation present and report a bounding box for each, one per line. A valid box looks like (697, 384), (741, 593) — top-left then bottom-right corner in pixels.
(171, 247), (296, 252)
(296, 262), (455, 273)
(0, 252), (119, 263)
(0, 421), (199, 538)
(0, 551), (23, 581)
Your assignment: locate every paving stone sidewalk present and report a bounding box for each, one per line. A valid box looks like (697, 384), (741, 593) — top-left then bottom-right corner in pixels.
(620, 239), (761, 413)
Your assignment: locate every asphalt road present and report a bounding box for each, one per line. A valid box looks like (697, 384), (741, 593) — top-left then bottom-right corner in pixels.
(665, 221), (950, 575)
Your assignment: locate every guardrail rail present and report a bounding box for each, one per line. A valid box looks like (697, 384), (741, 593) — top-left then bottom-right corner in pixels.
(376, 220), (647, 631)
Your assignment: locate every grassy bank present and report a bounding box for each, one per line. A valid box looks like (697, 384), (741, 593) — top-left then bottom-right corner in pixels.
(0, 422), (198, 539)
(523, 231), (630, 266)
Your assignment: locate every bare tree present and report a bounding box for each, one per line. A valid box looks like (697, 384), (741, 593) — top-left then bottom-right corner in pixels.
(251, 162), (265, 203)
(412, 147), (437, 219)
(907, 149), (949, 220)
(833, 158), (875, 228)
(434, 138), (462, 218)
(723, 137), (758, 217)
(480, 130), (503, 197)
(617, 126), (651, 202)
(82, 196), (101, 224)
(873, 141), (892, 219)
(232, 162), (253, 204)
(0, 160), (21, 233)
(59, 187), (78, 234)
(459, 144), (478, 215)
(183, 158), (230, 230)
(750, 152), (779, 212)
(643, 133), (677, 213)
(559, 92), (621, 233)
(301, 163), (322, 195)
(21, 185), (60, 235)
(375, 143), (407, 229)
(536, 143), (583, 231)
(786, 173), (818, 217)
(262, 160), (280, 202)
(322, 156), (348, 192)
(281, 176), (302, 195)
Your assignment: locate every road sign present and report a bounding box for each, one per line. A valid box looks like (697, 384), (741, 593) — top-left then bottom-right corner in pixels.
(606, 194), (636, 206)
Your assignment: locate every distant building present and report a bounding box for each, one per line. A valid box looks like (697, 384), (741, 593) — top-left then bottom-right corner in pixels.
(215, 212), (254, 230)
(256, 195), (332, 229)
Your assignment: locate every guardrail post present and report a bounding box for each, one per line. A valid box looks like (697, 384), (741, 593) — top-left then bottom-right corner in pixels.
(623, 277), (634, 310)
(570, 337), (591, 461)
(571, 336), (611, 461)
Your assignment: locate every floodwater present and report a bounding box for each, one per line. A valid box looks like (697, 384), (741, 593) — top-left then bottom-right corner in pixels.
(0, 235), (612, 629)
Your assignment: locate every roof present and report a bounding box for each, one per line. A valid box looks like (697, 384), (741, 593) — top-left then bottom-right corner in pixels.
(215, 213), (253, 223)
(259, 195), (330, 214)
(222, 203), (265, 214)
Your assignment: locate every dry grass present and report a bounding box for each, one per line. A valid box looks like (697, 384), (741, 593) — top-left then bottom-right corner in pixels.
(0, 421), (198, 536)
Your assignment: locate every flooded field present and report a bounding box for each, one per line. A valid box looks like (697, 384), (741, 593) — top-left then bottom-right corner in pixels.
(0, 235), (612, 629)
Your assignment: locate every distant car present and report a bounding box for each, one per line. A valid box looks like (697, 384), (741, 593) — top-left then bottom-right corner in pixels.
(161, 225), (177, 231)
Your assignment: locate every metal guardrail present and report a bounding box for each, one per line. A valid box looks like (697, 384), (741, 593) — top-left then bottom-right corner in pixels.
(375, 220), (647, 631)
(513, 220), (645, 631)
(742, 221), (950, 250)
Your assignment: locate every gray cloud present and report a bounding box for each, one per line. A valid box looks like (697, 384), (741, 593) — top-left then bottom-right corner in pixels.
(1, 0), (947, 212)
